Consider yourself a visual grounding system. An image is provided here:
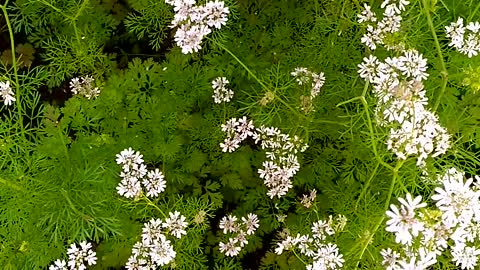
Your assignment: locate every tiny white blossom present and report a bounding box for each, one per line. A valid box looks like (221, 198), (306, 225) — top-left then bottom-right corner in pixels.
(163, 211), (188, 238)
(0, 80), (16, 106)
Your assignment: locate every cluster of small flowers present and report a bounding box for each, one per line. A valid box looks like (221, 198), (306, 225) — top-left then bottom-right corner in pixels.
(126, 212), (188, 269)
(254, 126), (309, 198)
(69, 76), (100, 100)
(358, 40), (450, 166)
(115, 148), (166, 199)
(275, 215), (347, 270)
(300, 189), (317, 208)
(382, 168), (480, 269)
(358, 1), (409, 50)
(49, 241), (97, 270)
(291, 67), (326, 98)
(219, 117), (308, 198)
(212, 77), (234, 103)
(0, 80), (15, 106)
(218, 213), (260, 257)
(445, 18), (480, 58)
(219, 116), (255, 153)
(165, 0), (229, 54)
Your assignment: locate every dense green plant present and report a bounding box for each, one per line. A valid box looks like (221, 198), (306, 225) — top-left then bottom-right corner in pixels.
(1, 0), (480, 269)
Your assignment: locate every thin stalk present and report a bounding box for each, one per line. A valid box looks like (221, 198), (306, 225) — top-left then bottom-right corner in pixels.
(421, 0), (448, 112)
(354, 160), (403, 269)
(1, 4), (25, 140)
(144, 196), (167, 219)
(213, 41), (268, 90)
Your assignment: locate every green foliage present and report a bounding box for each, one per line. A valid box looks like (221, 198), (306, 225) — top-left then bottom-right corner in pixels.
(124, 0), (173, 51)
(1, 0), (480, 269)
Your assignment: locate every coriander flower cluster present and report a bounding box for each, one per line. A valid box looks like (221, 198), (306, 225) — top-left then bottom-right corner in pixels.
(254, 126), (308, 198)
(219, 117), (308, 198)
(382, 168), (480, 270)
(69, 76), (100, 100)
(358, 1), (410, 51)
(300, 189), (317, 208)
(0, 80), (16, 106)
(49, 241), (97, 270)
(219, 116), (255, 153)
(275, 215), (347, 270)
(218, 213), (259, 257)
(165, 0), (229, 54)
(357, 3), (450, 167)
(126, 212), (188, 270)
(116, 148), (166, 199)
(445, 18), (480, 58)
(291, 67), (326, 113)
(212, 77), (234, 103)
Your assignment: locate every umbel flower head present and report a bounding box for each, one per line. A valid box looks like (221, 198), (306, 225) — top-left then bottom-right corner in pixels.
(166, 0), (230, 54)
(49, 241), (97, 270)
(126, 213), (188, 269)
(70, 75), (100, 99)
(0, 80), (16, 106)
(218, 213), (260, 257)
(212, 77), (234, 103)
(116, 148), (166, 199)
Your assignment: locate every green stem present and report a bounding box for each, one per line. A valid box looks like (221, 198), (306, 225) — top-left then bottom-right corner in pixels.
(421, 0), (448, 112)
(143, 196), (167, 219)
(468, 1), (480, 21)
(213, 41), (268, 90)
(354, 162), (380, 211)
(1, 4), (25, 139)
(354, 160), (403, 269)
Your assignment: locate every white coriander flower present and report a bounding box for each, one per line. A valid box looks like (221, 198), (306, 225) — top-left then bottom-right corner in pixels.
(142, 169), (166, 197)
(204, 0), (229, 29)
(0, 80), (16, 106)
(142, 218), (164, 245)
(357, 4), (377, 23)
(397, 49), (429, 81)
(117, 175), (143, 198)
(163, 211), (188, 238)
(219, 215), (239, 234)
(116, 148), (144, 167)
(234, 231), (248, 247)
(380, 248), (400, 270)
(212, 77), (234, 103)
(241, 213), (259, 235)
(451, 243), (480, 270)
(385, 193), (426, 245)
(174, 24), (211, 54)
(49, 259), (67, 270)
(67, 241), (97, 270)
(432, 168), (480, 228)
(219, 238), (241, 256)
(69, 75), (100, 99)
(149, 234), (176, 266)
(358, 55), (380, 82)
